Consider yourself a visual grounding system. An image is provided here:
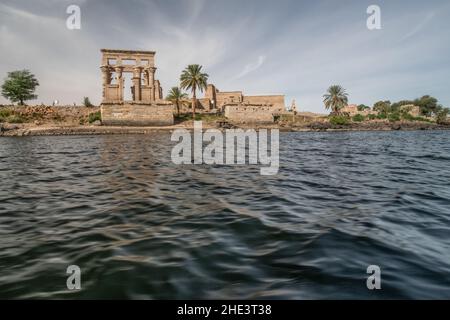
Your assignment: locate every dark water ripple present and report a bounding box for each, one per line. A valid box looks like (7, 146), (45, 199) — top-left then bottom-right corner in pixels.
(1, 131), (450, 299)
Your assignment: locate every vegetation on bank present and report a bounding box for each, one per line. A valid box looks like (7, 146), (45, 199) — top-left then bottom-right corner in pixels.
(180, 64), (209, 119)
(1, 68), (448, 130)
(88, 111), (101, 123)
(323, 85), (348, 114)
(321, 85), (449, 126)
(0, 108), (25, 123)
(1, 70), (39, 105)
(83, 97), (94, 108)
(166, 87), (188, 116)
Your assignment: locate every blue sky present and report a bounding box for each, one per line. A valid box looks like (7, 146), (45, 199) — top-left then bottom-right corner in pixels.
(0, 0), (449, 112)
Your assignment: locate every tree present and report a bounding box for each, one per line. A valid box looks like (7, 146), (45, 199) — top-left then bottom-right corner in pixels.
(323, 85), (348, 114)
(373, 100), (392, 115)
(83, 97), (93, 107)
(391, 100), (412, 112)
(413, 95), (440, 116)
(166, 87), (188, 116)
(436, 107), (449, 124)
(1, 70), (39, 105)
(357, 104), (370, 111)
(180, 64), (208, 119)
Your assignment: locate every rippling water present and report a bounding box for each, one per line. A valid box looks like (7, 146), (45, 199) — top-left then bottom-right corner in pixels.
(1, 131), (450, 299)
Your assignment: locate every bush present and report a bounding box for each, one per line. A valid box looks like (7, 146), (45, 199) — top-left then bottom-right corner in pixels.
(414, 116), (431, 123)
(376, 113), (387, 120)
(388, 112), (401, 122)
(0, 109), (25, 123)
(0, 108), (12, 121)
(367, 114), (377, 120)
(88, 111), (101, 123)
(401, 112), (415, 121)
(6, 115), (24, 123)
(352, 114), (365, 122)
(329, 115), (350, 125)
(436, 108), (450, 124)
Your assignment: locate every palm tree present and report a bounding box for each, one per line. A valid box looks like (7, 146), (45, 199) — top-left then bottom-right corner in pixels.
(166, 87), (188, 116)
(180, 64), (208, 119)
(323, 85), (349, 114)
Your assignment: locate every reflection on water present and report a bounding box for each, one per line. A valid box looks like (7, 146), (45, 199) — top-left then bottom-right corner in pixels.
(0, 131), (450, 299)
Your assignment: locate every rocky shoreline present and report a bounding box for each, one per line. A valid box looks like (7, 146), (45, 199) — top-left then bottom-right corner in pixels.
(1, 105), (449, 136)
(1, 121), (449, 136)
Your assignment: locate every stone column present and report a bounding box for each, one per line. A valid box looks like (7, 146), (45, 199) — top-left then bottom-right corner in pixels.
(149, 67), (156, 102)
(100, 65), (111, 85)
(143, 68), (150, 86)
(114, 66), (124, 101)
(155, 80), (161, 101)
(100, 65), (111, 100)
(133, 66), (142, 102)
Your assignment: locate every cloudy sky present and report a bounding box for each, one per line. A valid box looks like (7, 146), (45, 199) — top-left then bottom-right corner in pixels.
(0, 0), (449, 112)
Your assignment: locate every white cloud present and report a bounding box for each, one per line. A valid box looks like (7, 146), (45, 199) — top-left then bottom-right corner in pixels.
(400, 11), (435, 42)
(0, 0), (449, 113)
(234, 55), (266, 79)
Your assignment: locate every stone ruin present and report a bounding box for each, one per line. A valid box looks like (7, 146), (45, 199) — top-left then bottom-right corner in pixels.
(100, 49), (173, 126)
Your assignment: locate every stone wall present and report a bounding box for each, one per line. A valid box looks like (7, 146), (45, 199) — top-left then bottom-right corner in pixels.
(101, 103), (174, 126)
(204, 84), (285, 113)
(215, 91), (243, 106)
(197, 98), (211, 111)
(242, 95), (285, 113)
(342, 104), (377, 116)
(224, 105), (274, 123)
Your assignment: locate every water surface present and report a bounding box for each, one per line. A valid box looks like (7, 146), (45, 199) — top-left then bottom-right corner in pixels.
(0, 131), (449, 299)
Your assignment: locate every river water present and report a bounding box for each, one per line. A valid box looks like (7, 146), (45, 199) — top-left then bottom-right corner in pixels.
(0, 131), (449, 299)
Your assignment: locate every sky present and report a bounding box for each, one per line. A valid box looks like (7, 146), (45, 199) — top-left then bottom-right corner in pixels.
(0, 0), (449, 113)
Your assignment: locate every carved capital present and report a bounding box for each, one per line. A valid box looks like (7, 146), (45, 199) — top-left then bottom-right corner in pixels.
(114, 66), (124, 78)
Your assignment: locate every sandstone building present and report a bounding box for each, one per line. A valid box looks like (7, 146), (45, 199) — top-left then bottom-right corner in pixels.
(100, 49), (173, 126)
(99, 49), (286, 125)
(341, 104), (376, 117)
(399, 104), (421, 117)
(197, 84), (286, 123)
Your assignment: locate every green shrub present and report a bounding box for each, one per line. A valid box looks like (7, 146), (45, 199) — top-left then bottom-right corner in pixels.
(400, 112), (431, 122)
(401, 112), (415, 121)
(329, 115), (350, 125)
(388, 112), (401, 122)
(436, 108), (450, 124)
(0, 108), (26, 123)
(352, 114), (365, 122)
(6, 115), (24, 123)
(367, 114), (377, 120)
(174, 113), (192, 122)
(88, 111), (101, 123)
(414, 116), (431, 123)
(0, 108), (12, 119)
(376, 113), (387, 119)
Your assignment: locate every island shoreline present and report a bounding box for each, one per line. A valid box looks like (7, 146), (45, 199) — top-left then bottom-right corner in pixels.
(1, 123), (450, 137)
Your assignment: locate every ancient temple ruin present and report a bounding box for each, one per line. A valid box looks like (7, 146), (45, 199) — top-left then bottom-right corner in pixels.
(100, 49), (173, 126)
